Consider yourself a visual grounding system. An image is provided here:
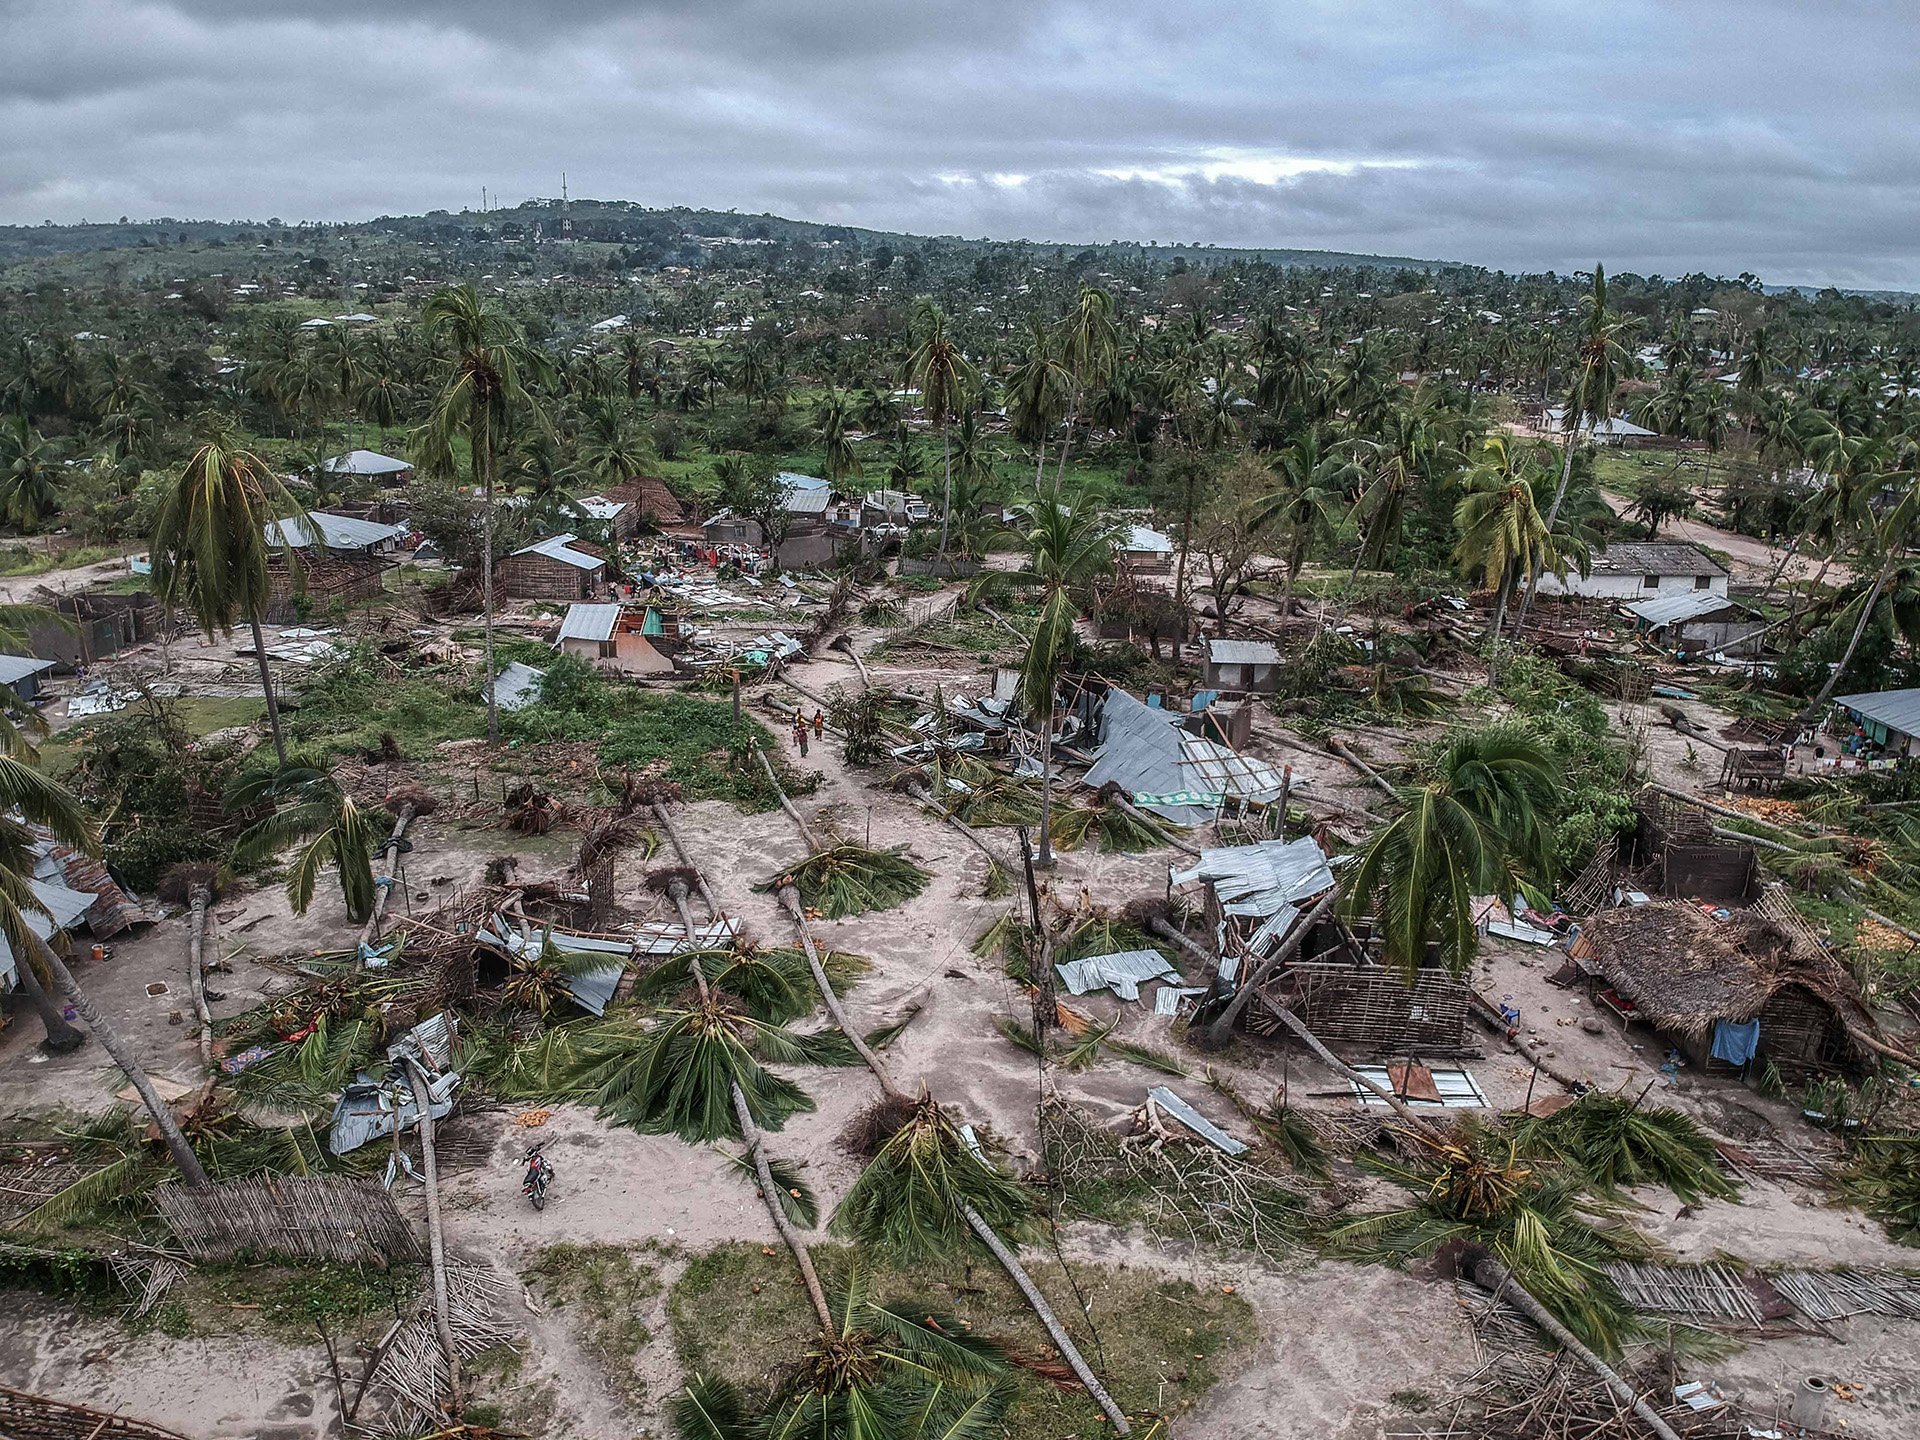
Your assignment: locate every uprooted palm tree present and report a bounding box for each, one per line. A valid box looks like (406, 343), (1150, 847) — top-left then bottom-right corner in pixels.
(674, 1270), (1013, 1440)
(149, 437), (304, 767)
(1331, 1118), (1652, 1358)
(1344, 724), (1560, 976)
(232, 765), (382, 924)
(0, 769), (210, 1187)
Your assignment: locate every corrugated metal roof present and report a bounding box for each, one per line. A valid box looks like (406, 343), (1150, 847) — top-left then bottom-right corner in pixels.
(1124, 525), (1174, 554)
(513, 533), (605, 570)
(776, 471), (829, 492)
(1170, 837), (1335, 918)
(1836, 688), (1920, 739)
(265, 511), (410, 551)
(783, 486), (834, 516)
(1350, 1064), (1488, 1109)
(1588, 542), (1727, 578)
(0, 654), (55, 686)
(556, 602), (621, 643)
(1206, 638), (1280, 666)
(574, 495), (629, 521)
(1055, 949), (1180, 1001)
(1147, 1087), (1248, 1154)
(1626, 591), (1752, 626)
(1084, 689), (1288, 827)
(492, 661), (545, 712)
(322, 449), (410, 475)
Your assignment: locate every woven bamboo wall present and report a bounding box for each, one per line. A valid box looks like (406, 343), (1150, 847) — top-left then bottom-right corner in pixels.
(1270, 962), (1469, 1049)
(154, 1175), (420, 1266)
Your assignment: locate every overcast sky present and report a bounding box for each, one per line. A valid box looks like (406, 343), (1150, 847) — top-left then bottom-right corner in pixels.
(5, 0), (1920, 289)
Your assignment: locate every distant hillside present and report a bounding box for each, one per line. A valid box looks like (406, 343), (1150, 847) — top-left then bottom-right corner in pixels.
(0, 200), (1465, 278)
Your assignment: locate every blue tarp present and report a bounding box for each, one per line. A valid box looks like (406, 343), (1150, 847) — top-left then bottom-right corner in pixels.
(1711, 1018), (1762, 1066)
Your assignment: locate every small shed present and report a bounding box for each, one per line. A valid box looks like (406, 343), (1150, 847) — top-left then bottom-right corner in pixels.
(1570, 899), (1876, 1076)
(1203, 638), (1281, 693)
(1119, 525), (1175, 575)
(261, 510), (409, 618)
(0, 654), (56, 703)
(499, 533), (608, 600)
(601, 475), (686, 528)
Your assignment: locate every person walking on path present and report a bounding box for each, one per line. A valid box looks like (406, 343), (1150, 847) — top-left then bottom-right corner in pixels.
(811, 709), (825, 739)
(793, 718), (809, 757)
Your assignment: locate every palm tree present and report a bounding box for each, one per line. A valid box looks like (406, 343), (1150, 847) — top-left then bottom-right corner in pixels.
(1002, 489), (1122, 868)
(816, 390), (862, 487)
(1004, 323), (1070, 489)
(673, 1274), (1012, 1440)
(1253, 431), (1359, 616)
(1049, 284), (1119, 486)
(0, 414), (63, 531)
(1520, 267), (1631, 633)
(1454, 437), (1554, 639)
(1807, 478), (1920, 713)
(1345, 725), (1559, 975)
(905, 302), (978, 559)
(578, 395), (653, 489)
(414, 285), (553, 743)
(233, 766), (382, 923)
(0, 766), (210, 1186)
(149, 439), (303, 767)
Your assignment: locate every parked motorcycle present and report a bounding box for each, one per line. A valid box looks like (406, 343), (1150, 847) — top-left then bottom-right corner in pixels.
(521, 1145), (554, 1209)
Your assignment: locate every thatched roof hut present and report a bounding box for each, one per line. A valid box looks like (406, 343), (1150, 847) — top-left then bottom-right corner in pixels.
(1571, 900), (1876, 1073)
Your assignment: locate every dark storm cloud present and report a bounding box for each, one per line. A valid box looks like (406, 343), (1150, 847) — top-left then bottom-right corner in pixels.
(3, 0), (1919, 287)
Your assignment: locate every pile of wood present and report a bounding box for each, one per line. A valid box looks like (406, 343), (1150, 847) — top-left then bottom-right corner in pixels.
(0, 1385), (192, 1440)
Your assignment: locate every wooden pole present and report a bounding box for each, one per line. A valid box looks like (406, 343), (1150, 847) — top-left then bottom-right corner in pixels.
(187, 885), (213, 1070)
(403, 1059), (461, 1417)
(359, 802), (417, 951)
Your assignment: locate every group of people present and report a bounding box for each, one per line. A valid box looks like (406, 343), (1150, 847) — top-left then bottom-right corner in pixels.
(792, 709), (825, 755)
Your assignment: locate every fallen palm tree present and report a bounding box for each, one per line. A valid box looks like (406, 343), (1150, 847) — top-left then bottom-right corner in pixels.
(759, 843), (930, 920)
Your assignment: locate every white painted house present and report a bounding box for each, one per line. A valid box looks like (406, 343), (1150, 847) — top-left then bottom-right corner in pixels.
(1537, 542), (1729, 601)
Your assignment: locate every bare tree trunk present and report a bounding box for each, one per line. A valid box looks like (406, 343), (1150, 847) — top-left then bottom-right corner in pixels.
(37, 934), (210, 1186)
(752, 744), (823, 854)
(937, 423), (953, 560)
(731, 1082), (834, 1332)
(480, 433), (499, 745)
(245, 610), (289, 768)
(776, 885), (912, 1104)
(404, 1059), (462, 1418)
(1201, 889), (1340, 1048)
(187, 885), (213, 1071)
(651, 802), (722, 918)
(1035, 719), (1057, 869)
(1807, 555), (1894, 716)
(358, 803), (417, 951)
(1467, 1252), (1682, 1440)
(10, 939), (85, 1053)
(962, 1203), (1131, 1435)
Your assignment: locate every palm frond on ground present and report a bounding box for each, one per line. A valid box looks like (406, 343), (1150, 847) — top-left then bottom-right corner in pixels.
(760, 845), (931, 919)
(634, 943), (870, 1025)
(831, 1097), (1038, 1262)
(1513, 1090), (1736, 1206)
(1047, 795), (1162, 853)
(567, 1001), (857, 1142)
(1330, 1119), (1653, 1358)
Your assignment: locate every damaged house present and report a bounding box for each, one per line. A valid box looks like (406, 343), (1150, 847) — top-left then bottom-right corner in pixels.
(263, 511), (410, 620)
(1082, 686), (1290, 827)
(1569, 898), (1879, 1076)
